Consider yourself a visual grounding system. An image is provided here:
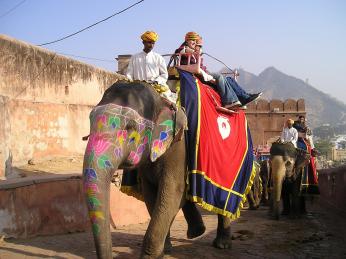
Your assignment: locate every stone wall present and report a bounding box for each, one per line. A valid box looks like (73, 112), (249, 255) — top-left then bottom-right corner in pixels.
(246, 99), (306, 146)
(0, 34), (125, 178)
(0, 174), (150, 238)
(0, 34), (123, 105)
(0, 98), (92, 175)
(318, 165), (346, 214)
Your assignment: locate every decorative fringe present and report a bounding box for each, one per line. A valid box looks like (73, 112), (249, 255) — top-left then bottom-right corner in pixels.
(187, 161), (258, 220)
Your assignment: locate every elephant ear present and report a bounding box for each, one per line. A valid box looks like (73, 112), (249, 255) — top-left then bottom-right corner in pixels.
(150, 107), (187, 162)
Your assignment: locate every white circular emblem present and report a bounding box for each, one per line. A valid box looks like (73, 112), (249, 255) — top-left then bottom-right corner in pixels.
(217, 116), (231, 140)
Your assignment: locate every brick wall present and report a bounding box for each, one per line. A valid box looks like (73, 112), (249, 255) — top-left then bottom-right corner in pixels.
(246, 99), (306, 146)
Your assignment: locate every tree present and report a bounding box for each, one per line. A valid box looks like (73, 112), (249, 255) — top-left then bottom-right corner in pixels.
(314, 140), (333, 157)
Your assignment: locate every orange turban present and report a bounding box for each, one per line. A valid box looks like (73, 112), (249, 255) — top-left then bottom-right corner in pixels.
(141, 31), (159, 42)
(287, 119), (294, 125)
(185, 31), (199, 41)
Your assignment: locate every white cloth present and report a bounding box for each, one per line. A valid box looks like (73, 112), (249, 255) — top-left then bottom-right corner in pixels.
(200, 69), (214, 82)
(126, 51), (168, 86)
(307, 135), (315, 149)
(280, 127), (298, 148)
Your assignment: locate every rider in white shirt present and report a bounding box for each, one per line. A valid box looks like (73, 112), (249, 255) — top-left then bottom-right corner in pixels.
(280, 119), (298, 147)
(126, 31), (175, 102)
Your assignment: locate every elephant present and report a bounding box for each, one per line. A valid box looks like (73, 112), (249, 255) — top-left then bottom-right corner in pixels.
(82, 80), (232, 259)
(269, 142), (310, 220)
(259, 159), (271, 206)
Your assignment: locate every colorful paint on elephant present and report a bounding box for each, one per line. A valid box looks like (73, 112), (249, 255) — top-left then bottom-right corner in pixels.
(151, 119), (174, 161)
(83, 104), (156, 235)
(87, 104), (155, 167)
(83, 168), (103, 235)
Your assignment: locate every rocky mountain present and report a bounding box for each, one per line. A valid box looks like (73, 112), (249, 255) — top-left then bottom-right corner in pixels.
(220, 66), (346, 128)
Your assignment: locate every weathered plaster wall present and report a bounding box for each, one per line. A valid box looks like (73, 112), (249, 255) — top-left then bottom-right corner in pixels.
(0, 34), (125, 178)
(246, 99), (306, 146)
(0, 34), (124, 105)
(0, 174), (150, 238)
(1, 99), (92, 168)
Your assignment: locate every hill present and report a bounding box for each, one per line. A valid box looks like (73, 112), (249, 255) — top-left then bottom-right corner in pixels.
(220, 66), (346, 128)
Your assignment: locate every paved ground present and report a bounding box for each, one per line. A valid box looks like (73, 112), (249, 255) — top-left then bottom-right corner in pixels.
(1, 199), (346, 259)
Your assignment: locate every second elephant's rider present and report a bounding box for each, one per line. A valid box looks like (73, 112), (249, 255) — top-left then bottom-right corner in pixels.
(280, 119), (298, 148)
(126, 31), (176, 103)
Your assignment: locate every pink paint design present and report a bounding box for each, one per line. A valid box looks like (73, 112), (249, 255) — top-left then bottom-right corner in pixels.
(86, 133), (111, 156)
(128, 151), (140, 165)
(84, 182), (99, 195)
(142, 135), (149, 145)
(116, 130), (127, 145)
(152, 139), (160, 151)
(96, 115), (107, 130)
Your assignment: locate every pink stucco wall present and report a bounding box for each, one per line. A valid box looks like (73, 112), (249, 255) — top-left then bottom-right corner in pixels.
(0, 174), (150, 238)
(0, 34), (125, 178)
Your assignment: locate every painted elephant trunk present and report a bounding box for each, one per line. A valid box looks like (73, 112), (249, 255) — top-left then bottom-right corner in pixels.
(83, 152), (118, 259)
(82, 97), (186, 258)
(271, 156), (285, 220)
(81, 104), (153, 258)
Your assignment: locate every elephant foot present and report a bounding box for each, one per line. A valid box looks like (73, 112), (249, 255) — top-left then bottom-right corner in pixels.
(187, 222), (206, 239)
(213, 236), (232, 249)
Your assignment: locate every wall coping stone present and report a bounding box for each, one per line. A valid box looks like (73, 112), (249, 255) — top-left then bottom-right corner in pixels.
(0, 174), (82, 190)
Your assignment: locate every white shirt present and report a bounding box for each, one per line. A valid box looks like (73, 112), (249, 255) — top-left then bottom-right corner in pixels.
(126, 51), (168, 86)
(280, 127), (298, 147)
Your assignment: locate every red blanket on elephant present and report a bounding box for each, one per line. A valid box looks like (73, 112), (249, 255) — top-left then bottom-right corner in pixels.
(299, 139), (320, 195)
(179, 71), (256, 219)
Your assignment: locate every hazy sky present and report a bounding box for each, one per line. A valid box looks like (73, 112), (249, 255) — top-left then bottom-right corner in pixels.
(1, 0), (345, 102)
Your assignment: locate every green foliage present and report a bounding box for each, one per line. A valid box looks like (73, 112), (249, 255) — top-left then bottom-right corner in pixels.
(314, 140), (333, 157)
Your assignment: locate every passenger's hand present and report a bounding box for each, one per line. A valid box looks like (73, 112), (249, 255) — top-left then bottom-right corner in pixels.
(210, 79), (216, 85)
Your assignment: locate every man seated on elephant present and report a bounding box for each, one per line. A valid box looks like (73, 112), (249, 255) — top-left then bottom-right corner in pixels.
(280, 119), (298, 147)
(175, 32), (262, 111)
(126, 31), (176, 102)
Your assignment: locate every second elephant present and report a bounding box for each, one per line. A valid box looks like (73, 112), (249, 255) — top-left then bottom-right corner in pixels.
(270, 142), (310, 219)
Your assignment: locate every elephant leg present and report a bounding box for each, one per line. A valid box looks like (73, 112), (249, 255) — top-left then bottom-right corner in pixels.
(141, 181), (183, 258)
(213, 215), (231, 249)
(182, 201), (206, 239)
(141, 179), (172, 254)
(300, 196), (307, 215)
(291, 176), (303, 218)
(247, 190), (257, 210)
(281, 181), (291, 215)
(141, 159), (186, 257)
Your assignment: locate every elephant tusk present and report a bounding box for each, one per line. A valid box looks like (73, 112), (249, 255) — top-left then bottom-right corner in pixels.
(82, 134), (90, 141)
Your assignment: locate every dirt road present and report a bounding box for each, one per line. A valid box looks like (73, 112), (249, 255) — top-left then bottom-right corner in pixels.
(1, 199), (345, 259)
